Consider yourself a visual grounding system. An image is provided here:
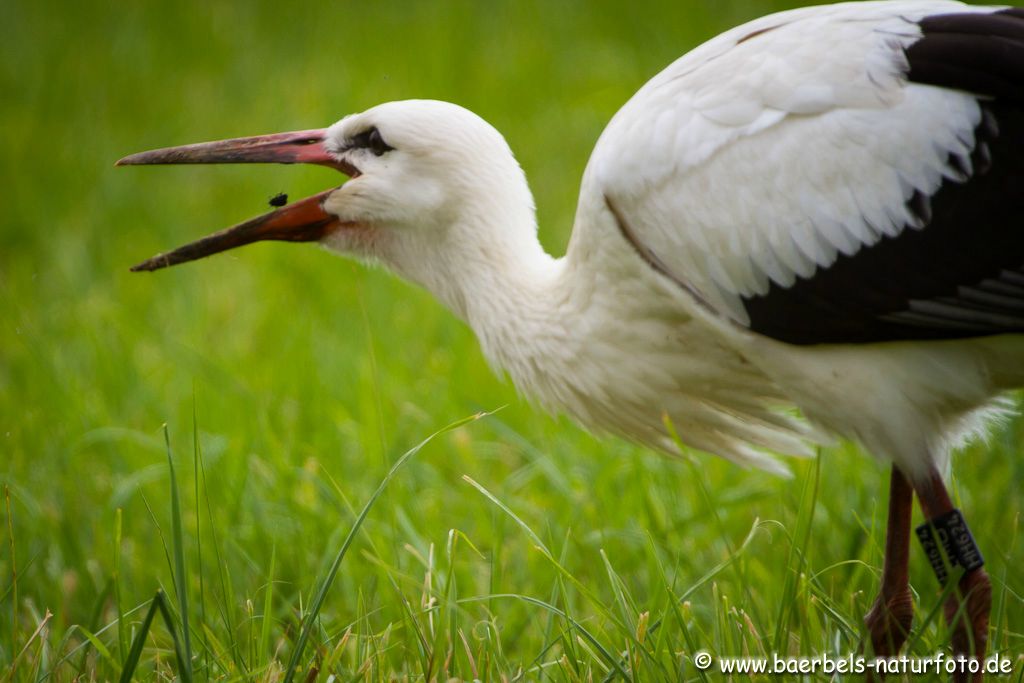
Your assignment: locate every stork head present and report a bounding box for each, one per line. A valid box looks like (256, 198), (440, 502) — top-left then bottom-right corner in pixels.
(119, 100), (537, 300)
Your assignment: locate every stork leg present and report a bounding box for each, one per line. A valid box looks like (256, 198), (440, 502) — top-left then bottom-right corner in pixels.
(864, 466), (915, 665)
(913, 469), (991, 683)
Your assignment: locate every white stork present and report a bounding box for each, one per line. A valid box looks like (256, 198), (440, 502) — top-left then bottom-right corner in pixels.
(118, 1), (1023, 675)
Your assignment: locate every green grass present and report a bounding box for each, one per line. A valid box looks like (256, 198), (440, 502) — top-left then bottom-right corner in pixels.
(2, 0), (1022, 680)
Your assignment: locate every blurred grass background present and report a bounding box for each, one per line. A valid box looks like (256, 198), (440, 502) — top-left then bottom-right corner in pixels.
(1, 0), (1022, 680)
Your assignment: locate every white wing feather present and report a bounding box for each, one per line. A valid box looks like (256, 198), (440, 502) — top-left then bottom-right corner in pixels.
(574, 0), (995, 324)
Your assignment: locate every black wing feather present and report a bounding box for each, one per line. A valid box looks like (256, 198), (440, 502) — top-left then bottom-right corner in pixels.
(742, 9), (1024, 345)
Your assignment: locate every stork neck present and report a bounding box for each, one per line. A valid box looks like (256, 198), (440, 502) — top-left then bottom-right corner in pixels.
(453, 230), (564, 328)
(428, 217), (569, 374)
(468, 253), (570, 378)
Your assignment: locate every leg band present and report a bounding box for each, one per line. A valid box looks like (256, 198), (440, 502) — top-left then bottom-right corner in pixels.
(915, 509), (985, 585)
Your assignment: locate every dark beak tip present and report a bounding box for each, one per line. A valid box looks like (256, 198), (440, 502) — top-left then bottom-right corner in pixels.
(116, 152), (153, 166)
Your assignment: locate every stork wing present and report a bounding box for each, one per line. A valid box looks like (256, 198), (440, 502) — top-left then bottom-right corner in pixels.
(575, 1), (1024, 345)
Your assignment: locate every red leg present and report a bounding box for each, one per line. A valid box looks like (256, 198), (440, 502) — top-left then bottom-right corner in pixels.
(914, 469), (991, 683)
(865, 466), (915, 664)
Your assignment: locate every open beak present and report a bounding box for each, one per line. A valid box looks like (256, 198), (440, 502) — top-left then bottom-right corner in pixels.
(117, 129), (355, 272)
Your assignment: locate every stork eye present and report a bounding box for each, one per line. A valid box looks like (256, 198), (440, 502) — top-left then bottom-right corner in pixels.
(350, 127), (393, 157)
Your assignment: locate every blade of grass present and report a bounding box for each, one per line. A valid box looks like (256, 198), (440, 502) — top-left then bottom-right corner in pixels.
(600, 519), (765, 683)
(198, 623), (233, 678)
(464, 474), (672, 679)
(444, 531), (459, 676)
(74, 625), (117, 669)
(543, 528), (573, 650)
(463, 474), (673, 679)
(5, 484), (17, 679)
(518, 549), (568, 680)
(119, 594), (162, 683)
(2, 609), (51, 683)
(905, 568), (966, 652)
(191, 397), (210, 678)
(258, 545), (277, 666)
(376, 552), (432, 677)
(598, 550), (638, 675)
(140, 494), (175, 590)
(526, 528), (574, 682)
(39, 601), (149, 682)
(459, 594), (630, 681)
(114, 508), (128, 664)
(155, 590), (193, 683)
(773, 454), (821, 653)
(197, 425), (244, 675)
(992, 511), (1017, 653)
(163, 425), (193, 680)
(76, 579), (113, 673)
(805, 561), (862, 640)
(282, 411), (490, 683)
(663, 415), (761, 626)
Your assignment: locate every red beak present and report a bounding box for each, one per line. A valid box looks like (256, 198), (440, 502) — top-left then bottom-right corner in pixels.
(117, 129), (356, 271)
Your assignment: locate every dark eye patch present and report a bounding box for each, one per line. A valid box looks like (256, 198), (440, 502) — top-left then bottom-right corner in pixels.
(348, 126), (394, 156)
